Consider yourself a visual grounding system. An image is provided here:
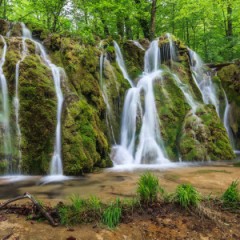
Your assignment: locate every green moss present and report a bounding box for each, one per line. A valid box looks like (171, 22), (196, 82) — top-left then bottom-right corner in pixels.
(19, 55), (56, 174)
(62, 98), (110, 175)
(179, 105), (234, 161)
(155, 72), (188, 160)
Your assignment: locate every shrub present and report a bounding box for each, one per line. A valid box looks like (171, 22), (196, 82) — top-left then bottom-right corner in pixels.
(137, 172), (160, 203)
(221, 180), (240, 207)
(175, 184), (200, 208)
(102, 198), (122, 228)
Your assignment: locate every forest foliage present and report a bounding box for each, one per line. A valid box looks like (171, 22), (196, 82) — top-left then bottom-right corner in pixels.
(1, 0), (240, 62)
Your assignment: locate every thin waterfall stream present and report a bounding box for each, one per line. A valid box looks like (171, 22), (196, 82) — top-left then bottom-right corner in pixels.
(0, 35), (12, 172)
(20, 24), (64, 176)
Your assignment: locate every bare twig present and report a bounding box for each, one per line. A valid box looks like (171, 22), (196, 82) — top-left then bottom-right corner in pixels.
(0, 192), (58, 227)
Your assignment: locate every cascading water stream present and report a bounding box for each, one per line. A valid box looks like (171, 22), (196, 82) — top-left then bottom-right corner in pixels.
(112, 38), (169, 166)
(144, 39), (160, 73)
(113, 41), (134, 87)
(20, 23), (64, 176)
(99, 43), (116, 144)
(14, 24), (31, 171)
(223, 91), (235, 148)
(188, 49), (220, 116)
(0, 35), (12, 172)
(131, 40), (145, 51)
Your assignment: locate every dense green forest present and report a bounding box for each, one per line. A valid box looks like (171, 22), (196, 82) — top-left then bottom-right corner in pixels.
(0, 0), (240, 62)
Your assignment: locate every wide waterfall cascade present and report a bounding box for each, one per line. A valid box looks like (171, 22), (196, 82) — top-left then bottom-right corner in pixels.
(20, 23), (64, 176)
(112, 38), (169, 166)
(113, 41), (134, 87)
(0, 35), (12, 171)
(188, 49), (220, 115)
(99, 46), (116, 144)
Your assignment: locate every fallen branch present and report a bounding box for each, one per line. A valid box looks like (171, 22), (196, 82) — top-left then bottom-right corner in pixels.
(0, 192), (58, 227)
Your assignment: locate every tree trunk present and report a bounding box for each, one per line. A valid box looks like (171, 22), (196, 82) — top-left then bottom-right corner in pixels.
(149, 0), (157, 40)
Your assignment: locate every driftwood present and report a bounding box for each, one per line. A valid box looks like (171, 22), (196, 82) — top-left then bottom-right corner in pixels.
(0, 192), (58, 227)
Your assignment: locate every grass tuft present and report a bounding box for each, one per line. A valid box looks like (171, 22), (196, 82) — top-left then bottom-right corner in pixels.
(221, 180), (240, 207)
(175, 184), (200, 208)
(102, 198), (122, 228)
(137, 172), (160, 203)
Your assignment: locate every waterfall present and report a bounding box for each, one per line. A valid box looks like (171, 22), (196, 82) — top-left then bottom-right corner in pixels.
(188, 49), (220, 115)
(112, 38), (169, 166)
(14, 24), (31, 171)
(144, 39), (161, 73)
(131, 40), (145, 51)
(0, 35), (12, 172)
(113, 41), (134, 87)
(99, 43), (116, 144)
(172, 74), (198, 113)
(223, 91), (235, 148)
(20, 23), (64, 175)
(165, 33), (176, 62)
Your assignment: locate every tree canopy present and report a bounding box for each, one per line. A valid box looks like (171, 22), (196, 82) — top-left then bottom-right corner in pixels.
(1, 0), (240, 62)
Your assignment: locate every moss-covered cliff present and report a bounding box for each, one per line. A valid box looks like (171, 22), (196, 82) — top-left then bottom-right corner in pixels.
(218, 62), (240, 149)
(0, 20), (236, 175)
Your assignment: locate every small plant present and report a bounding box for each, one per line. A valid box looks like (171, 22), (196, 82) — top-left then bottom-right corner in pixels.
(58, 205), (70, 225)
(70, 194), (85, 212)
(221, 180), (240, 207)
(137, 172), (160, 203)
(88, 195), (101, 211)
(102, 198), (122, 228)
(175, 184), (200, 208)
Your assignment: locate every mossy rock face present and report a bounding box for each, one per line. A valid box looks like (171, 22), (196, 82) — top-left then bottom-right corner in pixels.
(154, 72), (188, 160)
(179, 105), (234, 161)
(218, 63), (240, 148)
(122, 40), (145, 80)
(44, 35), (122, 173)
(62, 97), (110, 175)
(0, 19), (10, 36)
(19, 55), (57, 174)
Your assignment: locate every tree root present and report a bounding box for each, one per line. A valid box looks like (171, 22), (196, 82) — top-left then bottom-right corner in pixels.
(0, 192), (58, 227)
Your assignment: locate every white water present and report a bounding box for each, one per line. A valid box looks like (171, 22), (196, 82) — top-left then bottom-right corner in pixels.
(113, 41), (134, 87)
(112, 39), (169, 166)
(99, 44), (116, 144)
(21, 23), (64, 175)
(144, 39), (160, 73)
(223, 91), (235, 148)
(131, 40), (145, 51)
(14, 24), (31, 170)
(162, 33), (177, 64)
(188, 49), (220, 115)
(0, 35), (12, 171)
(172, 74), (198, 113)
